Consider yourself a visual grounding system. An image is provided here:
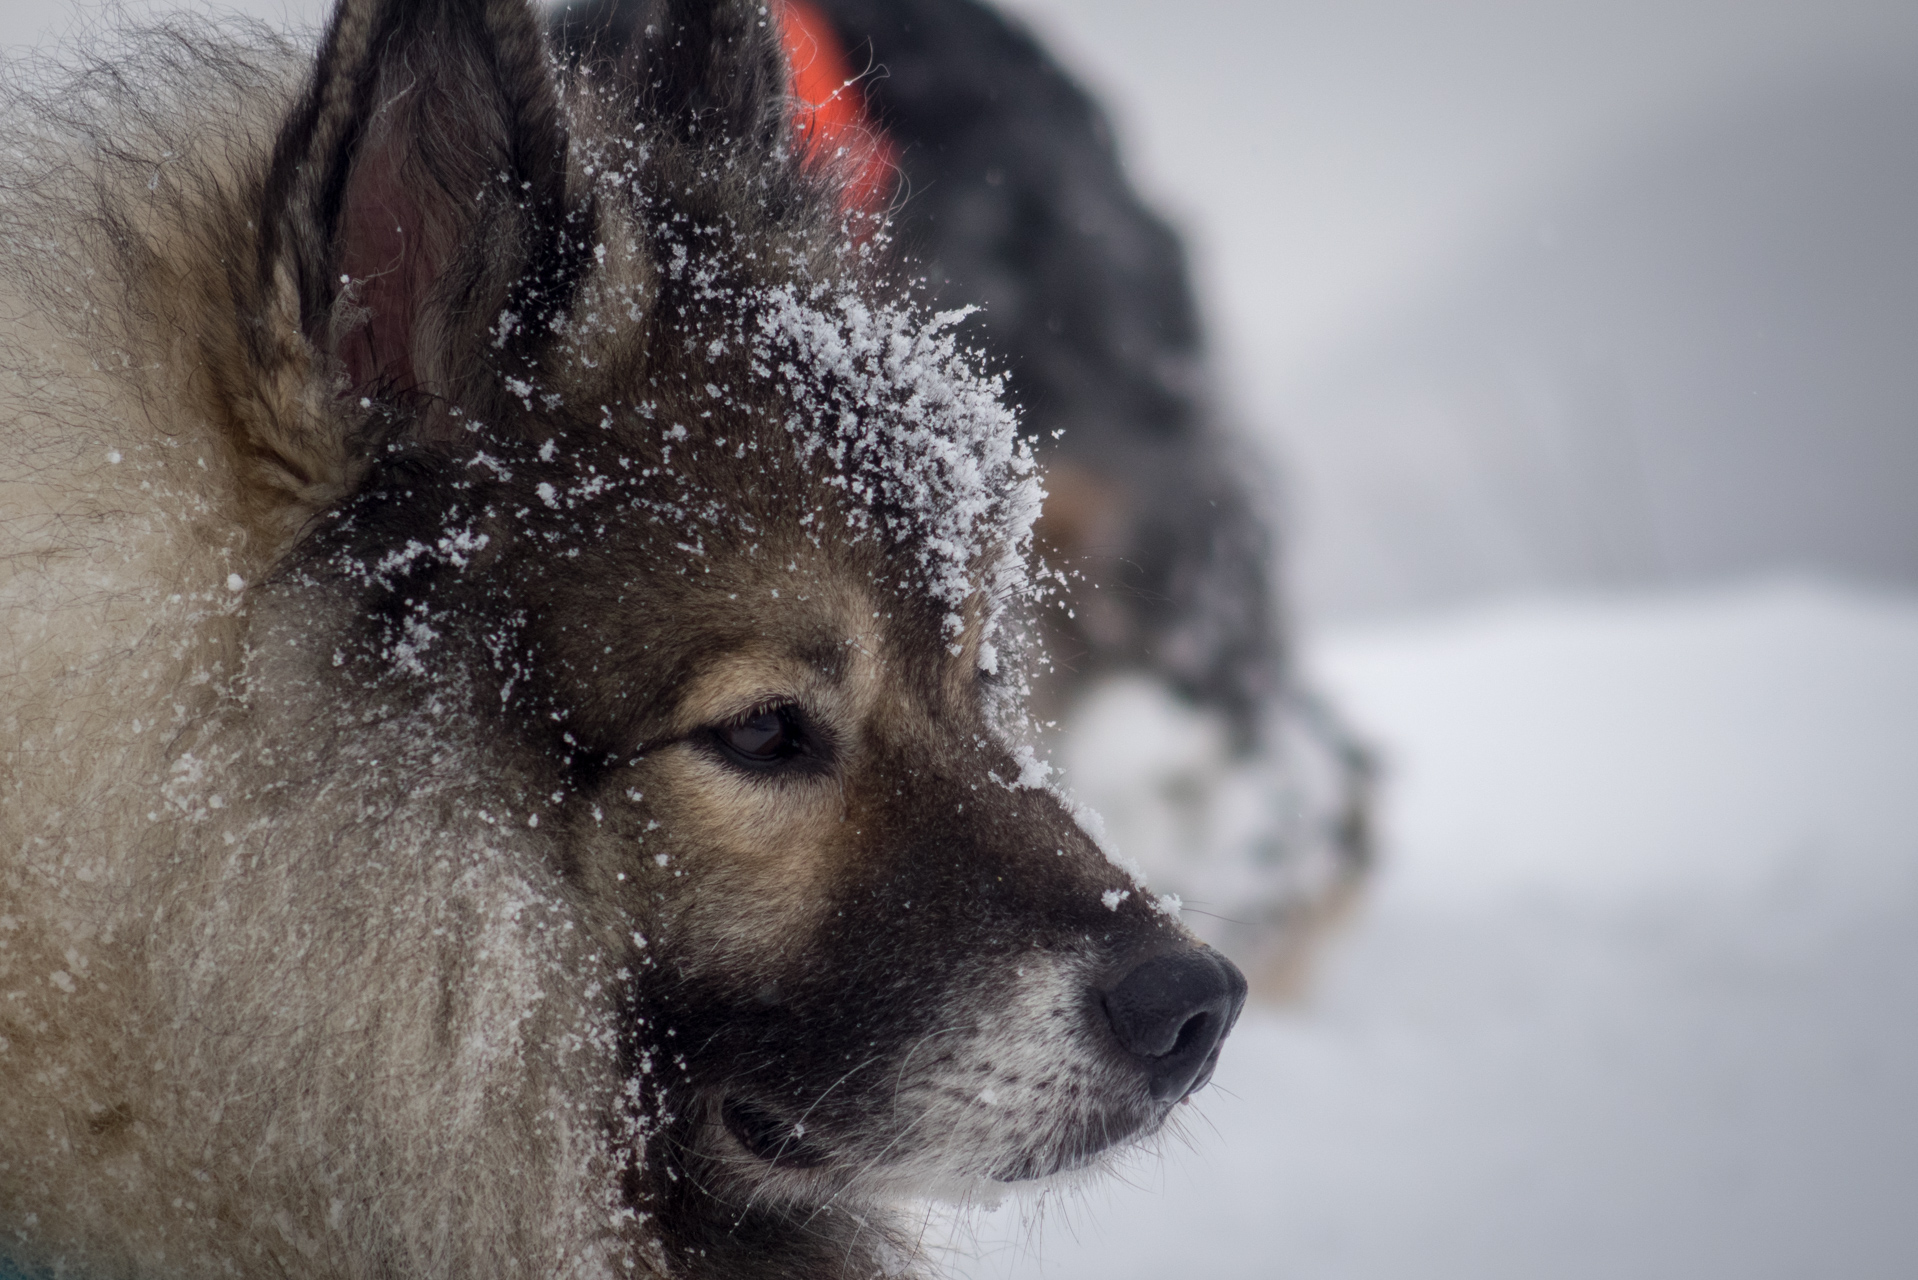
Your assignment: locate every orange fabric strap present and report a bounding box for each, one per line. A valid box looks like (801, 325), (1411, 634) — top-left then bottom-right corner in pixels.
(776, 0), (898, 215)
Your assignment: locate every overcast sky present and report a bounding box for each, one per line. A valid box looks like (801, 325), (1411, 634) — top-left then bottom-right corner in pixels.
(999, 0), (1918, 381)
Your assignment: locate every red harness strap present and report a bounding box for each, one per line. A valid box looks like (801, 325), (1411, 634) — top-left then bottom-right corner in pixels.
(775, 0), (899, 217)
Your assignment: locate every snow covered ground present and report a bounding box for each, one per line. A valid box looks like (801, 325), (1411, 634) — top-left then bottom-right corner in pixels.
(950, 579), (1918, 1279)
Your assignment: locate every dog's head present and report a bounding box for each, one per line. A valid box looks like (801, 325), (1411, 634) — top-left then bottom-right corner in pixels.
(240, 0), (1244, 1250)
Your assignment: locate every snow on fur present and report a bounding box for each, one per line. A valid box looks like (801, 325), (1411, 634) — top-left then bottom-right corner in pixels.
(753, 283), (1043, 639)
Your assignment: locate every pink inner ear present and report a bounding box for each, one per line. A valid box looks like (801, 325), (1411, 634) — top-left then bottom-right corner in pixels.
(336, 139), (434, 400)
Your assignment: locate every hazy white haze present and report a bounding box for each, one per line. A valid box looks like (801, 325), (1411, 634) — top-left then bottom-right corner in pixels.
(1005, 0), (1918, 622)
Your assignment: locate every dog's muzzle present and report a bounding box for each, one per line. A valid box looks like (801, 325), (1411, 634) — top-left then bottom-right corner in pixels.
(705, 942), (1250, 1189)
(1100, 945), (1248, 1104)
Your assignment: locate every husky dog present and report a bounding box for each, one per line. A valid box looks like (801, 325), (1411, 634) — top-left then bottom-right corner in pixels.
(0, 1), (1246, 1277)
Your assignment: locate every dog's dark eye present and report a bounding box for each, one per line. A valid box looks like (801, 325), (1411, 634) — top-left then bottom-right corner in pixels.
(712, 706), (804, 769)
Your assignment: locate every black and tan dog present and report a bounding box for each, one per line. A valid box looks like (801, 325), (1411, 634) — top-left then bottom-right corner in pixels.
(0, 1), (1244, 1277)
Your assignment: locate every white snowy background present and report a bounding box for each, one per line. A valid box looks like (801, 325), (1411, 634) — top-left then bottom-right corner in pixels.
(952, 581), (1918, 1279)
(8, 2), (1917, 1276)
(968, 3), (1918, 1275)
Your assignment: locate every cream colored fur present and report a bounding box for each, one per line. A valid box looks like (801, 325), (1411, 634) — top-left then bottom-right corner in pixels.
(0, 25), (642, 1280)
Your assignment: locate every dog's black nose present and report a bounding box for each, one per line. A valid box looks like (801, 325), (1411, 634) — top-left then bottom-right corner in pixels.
(1102, 946), (1249, 1103)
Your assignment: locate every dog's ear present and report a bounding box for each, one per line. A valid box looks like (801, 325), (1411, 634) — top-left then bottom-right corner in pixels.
(551, 0), (789, 161)
(636, 0), (790, 154)
(259, 0), (573, 420)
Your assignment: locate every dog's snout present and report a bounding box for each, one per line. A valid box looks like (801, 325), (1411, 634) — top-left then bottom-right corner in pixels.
(1101, 946), (1248, 1103)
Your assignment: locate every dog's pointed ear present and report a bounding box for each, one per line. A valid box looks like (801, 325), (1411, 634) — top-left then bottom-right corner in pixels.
(551, 0), (789, 159)
(259, 0), (572, 418)
(639, 0), (790, 154)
